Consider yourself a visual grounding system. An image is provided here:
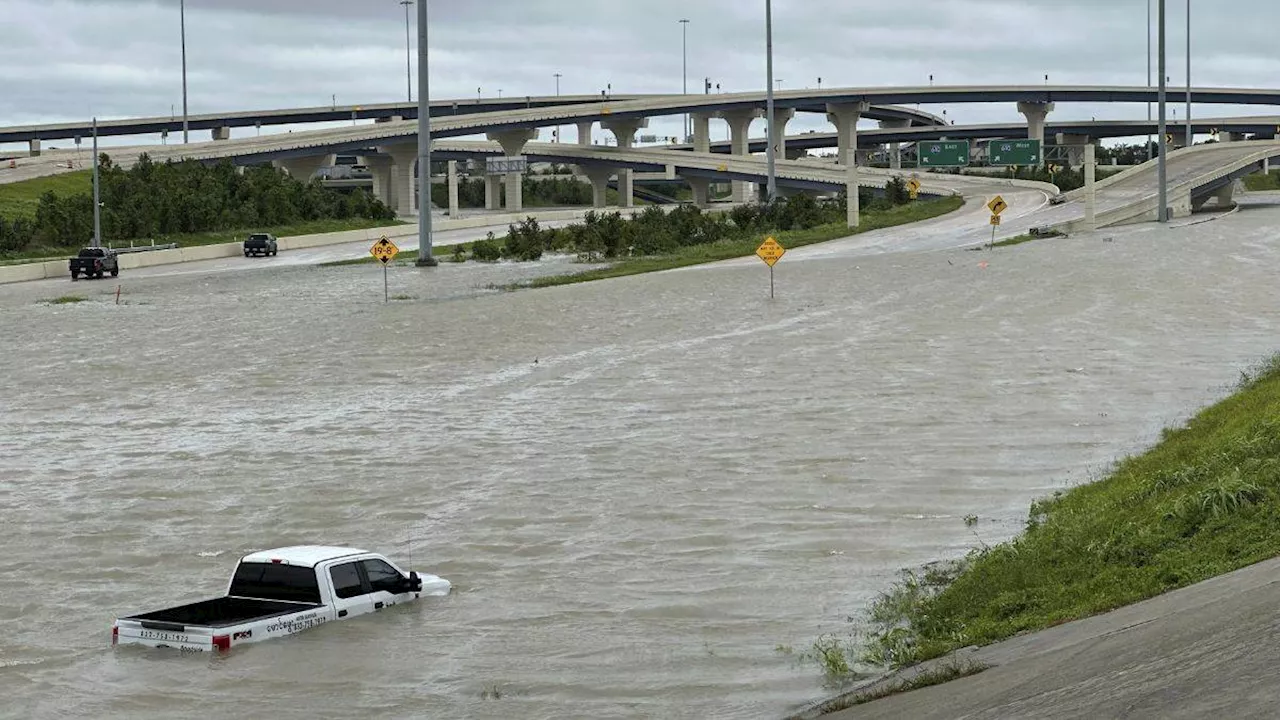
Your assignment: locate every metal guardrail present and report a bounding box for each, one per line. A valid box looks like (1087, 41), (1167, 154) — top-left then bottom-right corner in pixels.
(108, 242), (180, 254)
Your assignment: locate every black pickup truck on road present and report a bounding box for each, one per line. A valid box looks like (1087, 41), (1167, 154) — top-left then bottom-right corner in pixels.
(243, 233), (278, 257)
(69, 247), (119, 280)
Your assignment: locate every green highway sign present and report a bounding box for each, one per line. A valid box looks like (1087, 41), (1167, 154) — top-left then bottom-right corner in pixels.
(919, 140), (970, 168)
(988, 139), (1041, 166)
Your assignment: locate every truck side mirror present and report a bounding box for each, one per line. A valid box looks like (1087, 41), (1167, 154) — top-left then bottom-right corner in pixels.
(408, 571), (422, 592)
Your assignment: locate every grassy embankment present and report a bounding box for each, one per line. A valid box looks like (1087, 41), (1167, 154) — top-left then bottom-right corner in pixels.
(1242, 171), (1280, 192)
(0, 171), (406, 265)
(849, 354), (1280, 671)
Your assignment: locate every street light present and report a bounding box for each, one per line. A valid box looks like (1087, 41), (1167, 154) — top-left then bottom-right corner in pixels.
(1157, 0), (1168, 223)
(1147, 0), (1153, 161)
(765, 0), (777, 203)
(554, 72), (562, 143)
(415, 0), (436, 266)
(180, 0), (188, 144)
(679, 19), (690, 143)
(1185, 0), (1192, 148)
(400, 0), (413, 103)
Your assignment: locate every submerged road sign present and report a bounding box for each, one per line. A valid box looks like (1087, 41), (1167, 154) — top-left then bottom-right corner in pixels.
(370, 236), (399, 265)
(906, 177), (922, 199)
(919, 140), (970, 168)
(988, 139), (1041, 166)
(756, 236), (785, 267)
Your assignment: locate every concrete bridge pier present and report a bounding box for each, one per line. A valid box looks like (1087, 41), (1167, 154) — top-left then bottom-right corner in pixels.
(1056, 133), (1096, 169)
(583, 166), (613, 208)
(487, 128), (538, 213)
(720, 108), (763, 203)
(577, 120), (594, 146)
(446, 160), (460, 216)
(273, 153), (333, 182)
(602, 118), (648, 208)
(692, 113), (712, 153)
(769, 108), (796, 162)
(1017, 101), (1055, 165)
(687, 176), (711, 208)
(879, 118), (911, 170)
(485, 175), (502, 210)
(28, 139), (40, 157)
(211, 126), (231, 141)
(381, 145), (421, 216)
(827, 101), (871, 166)
(365, 155), (395, 212)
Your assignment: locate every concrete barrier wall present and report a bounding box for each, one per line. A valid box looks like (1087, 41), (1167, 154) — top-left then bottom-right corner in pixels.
(0, 206), (653, 285)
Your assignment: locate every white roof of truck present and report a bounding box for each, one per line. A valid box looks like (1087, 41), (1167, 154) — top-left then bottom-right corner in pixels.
(240, 546), (370, 567)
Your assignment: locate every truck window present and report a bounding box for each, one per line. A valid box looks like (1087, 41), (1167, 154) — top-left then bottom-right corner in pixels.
(229, 562), (321, 604)
(361, 559), (404, 593)
(78, 248), (104, 258)
(330, 562), (366, 599)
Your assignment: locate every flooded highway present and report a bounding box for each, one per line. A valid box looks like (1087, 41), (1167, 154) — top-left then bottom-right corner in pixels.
(3, 201), (1280, 720)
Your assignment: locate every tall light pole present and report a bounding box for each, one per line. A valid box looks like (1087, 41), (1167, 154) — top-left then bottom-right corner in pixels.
(1185, 0), (1192, 148)
(92, 117), (101, 248)
(1146, 0), (1153, 161)
(180, 0), (189, 144)
(1157, 0), (1168, 223)
(415, 0), (436, 266)
(401, 0), (413, 103)
(680, 19), (690, 143)
(554, 72), (562, 143)
(764, 0), (777, 203)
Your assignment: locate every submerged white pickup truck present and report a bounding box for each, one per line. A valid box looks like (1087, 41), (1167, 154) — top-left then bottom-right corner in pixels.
(112, 546), (450, 652)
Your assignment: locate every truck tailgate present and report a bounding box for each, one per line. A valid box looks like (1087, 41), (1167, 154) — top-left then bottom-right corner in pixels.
(114, 619), (217, 652)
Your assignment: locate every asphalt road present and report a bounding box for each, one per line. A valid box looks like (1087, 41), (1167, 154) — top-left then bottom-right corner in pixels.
(817, 555), (1280, 720)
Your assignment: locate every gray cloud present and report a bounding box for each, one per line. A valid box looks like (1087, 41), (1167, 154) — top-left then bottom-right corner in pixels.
(2, 0), (1278, 150)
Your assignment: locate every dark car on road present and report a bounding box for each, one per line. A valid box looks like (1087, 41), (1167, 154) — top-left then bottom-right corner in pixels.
(243, 233), (278, 257)
(69, 247), (119, 280)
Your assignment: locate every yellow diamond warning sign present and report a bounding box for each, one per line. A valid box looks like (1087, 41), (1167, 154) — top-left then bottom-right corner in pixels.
(370, 236), (399, 265)
(987, 195), (1008, 216)
(756, 236), (786, 267)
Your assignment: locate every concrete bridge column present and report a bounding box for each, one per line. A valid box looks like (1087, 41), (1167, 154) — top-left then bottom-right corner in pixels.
(1017, 102), (1055, 166)
(1055, 133), (1093, 169)
(485, 174), (502, 210)
(211, 126), (231, 141)
(28, 139), (40, 157)
(769, 108), (796, 161)
(720, 108), (763, 203)
(692, 113), (712, 153)
(827, 101), (871, 166)
(486, 128), (538, 213)
(446, 160), (460, 216)
(1218, 131), (1241, 143)
(879, 118), (910, 170)
(577, 120), (594, 146)
(365, 155), (395, 211)
(273, 154), (334, 182)
(583, 166), (613, 208)
(379, 145), (419, 217)
(687, 176), (711, 208)
(602, 118), (648, 209)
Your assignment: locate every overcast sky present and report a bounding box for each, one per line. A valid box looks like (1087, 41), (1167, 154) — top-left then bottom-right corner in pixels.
(3, 0), (1279, 149)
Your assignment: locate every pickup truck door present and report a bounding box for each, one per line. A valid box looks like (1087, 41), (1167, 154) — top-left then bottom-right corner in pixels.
(326, 561), (375, 620)
(360, 558), (412, 610)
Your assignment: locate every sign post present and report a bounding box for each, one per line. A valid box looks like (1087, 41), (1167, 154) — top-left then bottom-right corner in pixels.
(755, 236), (786, 298)
(906, 176), (921, 200)
(986, 195), (1007, 249)
(370, 235), (400, 302)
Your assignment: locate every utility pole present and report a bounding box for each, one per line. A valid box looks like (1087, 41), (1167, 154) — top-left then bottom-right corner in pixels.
(180, 0), (189, 144)
(401, 0), (413, 103)
(1157, 0), (1168, 223)
(680, 19), (690, 143)
(415, 0), (436, 266)
(1185, 0), (1192, 148)
(92, 118), (101, 248)
(764, 0), (777, 203)
(554, 73), (562, 143)
(1146, 0), (1153, 162)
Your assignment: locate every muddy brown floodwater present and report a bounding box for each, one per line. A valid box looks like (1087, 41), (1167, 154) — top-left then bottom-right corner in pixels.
(2, 201), (1279, 720)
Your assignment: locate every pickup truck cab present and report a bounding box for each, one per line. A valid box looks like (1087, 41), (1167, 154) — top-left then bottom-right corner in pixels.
(243, 233), (278, 257)
(112, 546), (450, 652)
(69, 247), (119, 280)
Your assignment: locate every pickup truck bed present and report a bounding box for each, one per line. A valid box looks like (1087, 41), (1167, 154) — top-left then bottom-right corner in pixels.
(124, 597), (319, 628)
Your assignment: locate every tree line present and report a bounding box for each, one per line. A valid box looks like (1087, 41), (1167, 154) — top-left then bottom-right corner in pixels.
(0, 154), (395, 255)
